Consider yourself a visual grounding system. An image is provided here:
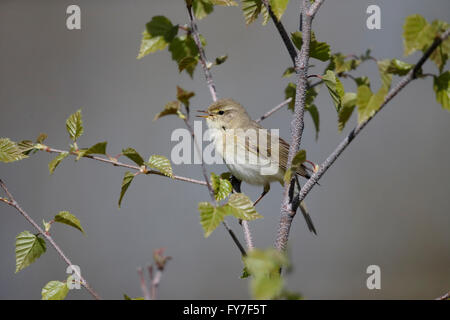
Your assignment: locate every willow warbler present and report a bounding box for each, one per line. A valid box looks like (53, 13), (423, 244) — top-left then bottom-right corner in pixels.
(197, 98), (317, 234)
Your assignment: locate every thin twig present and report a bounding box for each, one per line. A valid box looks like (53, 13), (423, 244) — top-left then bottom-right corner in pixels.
(262, 0), (298, 65)
(281, 29), (450, 251)
(0, 179), (102, 300)
(187, 4), (217, 101)
(255, 98), (292, 123)
(137, 267), (151, 300)
(43, 146), (207, 186)
(436, 291), (450, 300)
(186, 5), (252, 254)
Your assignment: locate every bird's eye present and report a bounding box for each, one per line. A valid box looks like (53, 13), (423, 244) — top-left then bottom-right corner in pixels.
(217, 110), (225, 115)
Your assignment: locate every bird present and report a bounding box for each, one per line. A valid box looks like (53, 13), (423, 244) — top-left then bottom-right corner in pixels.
(197, 98), (317, 234)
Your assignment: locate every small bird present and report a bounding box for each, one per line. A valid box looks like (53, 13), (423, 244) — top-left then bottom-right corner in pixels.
(197, 98), (317, 234)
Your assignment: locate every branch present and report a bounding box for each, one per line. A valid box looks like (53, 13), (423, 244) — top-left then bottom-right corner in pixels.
(262, 0), (298, 65)
(43, 146), (207, 186)
(436, 291), (450, 300)
(275, 0), (317, 251)
(187, 4), (217, 101)
(280, 28), (450, 251)
(0, 179), (102, 300)
(137, 267), (151, 300)
(255, 98), (292, 123)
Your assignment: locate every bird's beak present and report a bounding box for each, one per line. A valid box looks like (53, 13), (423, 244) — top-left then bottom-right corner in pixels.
(196, 110), (211, 118)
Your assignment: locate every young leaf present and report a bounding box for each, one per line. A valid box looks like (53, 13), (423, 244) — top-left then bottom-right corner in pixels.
(270, 0), (289, 21)
(17, 140), (35, 155)
(291, 32), (331, 62)
(137, 16), (178, 59)
(85, 141), (107, 156)
(54, 211), (85, 234)
(307, 104), (320, 140)
(377, 59), (393, 90)
(332, 53), (361, 74)
(214, 54), (228, 65)
(176, 86), (195, 109)
(198, 202), (228, 237)
(284, 82), (296, 111)
(15, 231), (46, 273)
(403, 14), (428, 56)
(0, 138), (28, 163)
(122, 148), (145, 166)
(178, 56), (199, 77)
(210, 0), (238, 6)
(282, 67), (295, 78)
(118, 172), (135, 208)
(357, 86), (388, 124)
(322, 70), (345, 112)
(193, 0), (214, 19)
(48, 152), (69, 174)
(338, 92), (357, 132)
(353, 76), (371, 88)
(241, 0), (265, 25)
(225, 193), (263, 220)
(386, 59), (413, 76)
(146, 155), (173, 177)
(154, 101), (186, 121)
(433, 71), (450, 111)
(66, 109), (84, 142)
(36, 133), (48, 144)
(41, 280), (69, 300)
(211, 172), (232, 201)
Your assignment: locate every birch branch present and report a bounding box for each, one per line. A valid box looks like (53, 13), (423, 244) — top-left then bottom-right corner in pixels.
(0, 179), (102, 300)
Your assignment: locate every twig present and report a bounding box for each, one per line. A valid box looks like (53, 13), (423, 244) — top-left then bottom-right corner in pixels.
(43, 146), (207, 186)
(276, 0), (318, 251)
(278, 28), (450, 251)
(186, 4), (252, 254)
(255, 98), (292, 123)
(137, 267), (151, 300)
(436, 291), (450, 300)
(262, 0), (298, 65)
(187, 4), (217, 101)
(0, 179), (102, 300)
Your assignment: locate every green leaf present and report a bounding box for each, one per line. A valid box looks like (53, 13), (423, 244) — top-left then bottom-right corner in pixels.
(210, 0), (238, 6)
(36, 133), (48, 144)
(123, 293), (144, 300)
(357, 86), (388, 124)
(66, 109), (84, 142)
(193, 0), (214, 19)
(198, 202), (228, 237)
(284, 82), (296, 111)
(244, 249), (288, 300)
(338, 92), (357, 132)
(178, 56), (199, 77)
(211, 172), (232, 201)
(429, 20), (450, 72)
(291, 32), (331, 62)
(241, 0), (265, 25)
(146, 155), (173, 177)
(353, 76), (371, 88)
(41, 280), (69, 300)
(176, 86), (195, 109)
(331, 53), (361, 74)
(284, 149), (306, 182)
(403, 14), (429, 56)
(122, 148), (145, 166)
(282, 67), (295, 78)
(386, 59), (414, 76)
(154, 101), (186, 121)
(17, 140), (35, 155)
(15, 231), (46, 273)
(0, 138), (28, 163)
(137, 16), (178, 59)
(433, 71), (450, 111)
(307, 104), (320, 140)
(270, 0), (289, 21)
(226, 193), (263, 220)
(322, 70), (345, 111)
(169, 35), (200, 77)
(48, 152), (69, 174)
(118, 171), (135, 208)
(377, 59), (393, 90)
(214, 54), (228, 65)
(54, 211), (85, 234)
(85, 141), (107, 156)
(146, 16), (178, 42)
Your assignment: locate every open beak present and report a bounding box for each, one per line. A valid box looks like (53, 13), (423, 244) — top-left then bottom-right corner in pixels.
(196, 110), (211, 118)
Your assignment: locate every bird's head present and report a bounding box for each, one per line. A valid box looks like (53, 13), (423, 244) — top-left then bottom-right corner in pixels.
(197, 98), (251, 130)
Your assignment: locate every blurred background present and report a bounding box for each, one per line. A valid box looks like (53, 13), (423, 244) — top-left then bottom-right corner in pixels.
(0, 0), (449, 299)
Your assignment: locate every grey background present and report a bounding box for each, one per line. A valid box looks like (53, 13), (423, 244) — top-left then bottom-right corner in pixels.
(0, 0), (449, 299)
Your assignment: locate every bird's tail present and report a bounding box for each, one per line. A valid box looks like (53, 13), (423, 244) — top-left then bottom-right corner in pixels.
(299, 201), (317, 235)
